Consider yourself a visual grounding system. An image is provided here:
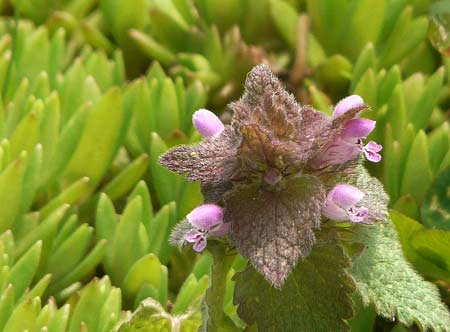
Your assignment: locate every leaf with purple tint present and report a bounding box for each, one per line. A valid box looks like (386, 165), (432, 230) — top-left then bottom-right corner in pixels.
(224, 175), (325, 287)
(159, 126), (241, 184)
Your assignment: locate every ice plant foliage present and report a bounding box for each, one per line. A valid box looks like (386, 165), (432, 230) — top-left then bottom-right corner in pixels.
(161, 65), (386, 287)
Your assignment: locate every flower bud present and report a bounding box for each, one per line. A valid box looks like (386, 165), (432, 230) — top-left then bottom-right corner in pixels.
(186, 204), (224, 230)
(192, 109), (224, 137)
(333, 95), (365, 119)
(322, 184), (369, 223)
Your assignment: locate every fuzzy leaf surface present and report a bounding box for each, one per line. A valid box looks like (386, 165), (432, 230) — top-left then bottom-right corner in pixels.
(224, 175), (325, 287)
(115, 298), (200, 332)
(233, 228), (354, 332)
(351, 220), (450, 332)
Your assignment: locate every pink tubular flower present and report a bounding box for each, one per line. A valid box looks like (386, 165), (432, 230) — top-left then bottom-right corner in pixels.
(333, 95), (365, 119)
(184, 204), (229, 252)
(322, 184), (369, 223)
(311, 117), (382, 166)
(192, 109), (224, 138)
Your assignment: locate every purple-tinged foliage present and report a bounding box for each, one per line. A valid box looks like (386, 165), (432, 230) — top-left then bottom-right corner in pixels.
(161, 64), (387, 287)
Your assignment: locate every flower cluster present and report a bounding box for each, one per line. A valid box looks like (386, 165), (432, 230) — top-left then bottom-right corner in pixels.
(162, 65), (387, 287)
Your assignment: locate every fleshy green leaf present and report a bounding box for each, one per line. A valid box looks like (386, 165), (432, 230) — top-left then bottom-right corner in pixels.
(421, 166), (450, 229)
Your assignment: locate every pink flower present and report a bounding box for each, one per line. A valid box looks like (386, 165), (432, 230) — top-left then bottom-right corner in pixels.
(333, 95), (365, 119)
(311, 118), (382, 167)
(192, 109), (224, 137)
(184, 204), (229, 252)
(322, 184), (370, 223)
(363, 141), (382, 163)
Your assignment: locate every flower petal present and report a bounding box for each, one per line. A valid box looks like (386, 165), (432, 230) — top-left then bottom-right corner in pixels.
(365, 141), (382, 152)
(185, 229), (202, 243)
(322, 200), (348, 221)
(363, 141), (383, 162)
(193, 109), (225, 137)
(186, 204), (224, 230)
(193, 236), (207, 252)
(342, 119), (376, 140)
(347, 206), (369, 223)
(333, 95), (365, 119)
(330, 184), (364, 208)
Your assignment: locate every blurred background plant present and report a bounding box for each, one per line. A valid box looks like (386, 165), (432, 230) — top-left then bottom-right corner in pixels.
(0, 0), (446, 331)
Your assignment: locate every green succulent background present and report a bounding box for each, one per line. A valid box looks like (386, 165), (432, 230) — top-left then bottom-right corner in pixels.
(0, 0), (447, 331)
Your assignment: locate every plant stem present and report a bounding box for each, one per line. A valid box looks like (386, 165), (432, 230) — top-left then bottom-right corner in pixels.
(205, 244), (235, 332)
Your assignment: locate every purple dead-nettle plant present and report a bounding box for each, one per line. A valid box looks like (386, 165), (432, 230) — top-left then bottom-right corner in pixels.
(162, 64), (387, 288)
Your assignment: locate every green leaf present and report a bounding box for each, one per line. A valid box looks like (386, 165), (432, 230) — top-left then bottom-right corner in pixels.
(48, 303), (70, 332)
(351, 43), (377, 91)
(0, 285), (15, 331)
(400, 130), (432, 205)
(116, 297), (201, 332)
(269, 0), (298, 49)
(428, 122), (450, 173)
(15, 204), (69, 260)
(64, 87), (124, 187)
(353, 68), (377, 108)
(129, 29), (175, 66)
(147, 203), (170, 258)
(3, 298), (39, 332)
(340, 0), (385, 60)
(122, 253), (163, 304)
(98, 288), (122, 332)
(392, 210), (450, 282)
(409, 68), (444, 131)
(350, 220), (450, 331)
(110, 196), (144, 284)
(379, 7), (428, 68)
(421, 166), (450, 229)
(102, 153), (149, 201)
(7, 241), (42, 301)
(0, 151), (27, 232)
(48, 224), (93, 280)
(68, 276), (114, 332)
(173, 274), (209, 315)
(150, 132), (181, 205)
(233, 228), (354, 332)
(48, 239), (107, 294)
(39, 177), (91, 219)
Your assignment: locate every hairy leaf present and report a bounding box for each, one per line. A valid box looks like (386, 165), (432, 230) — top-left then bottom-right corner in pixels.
(224, 175), (325, 287)
(233, 228), (354, 332)
(159, 126), (241, 185)
(115, 298), (200, 332)
(351, 220), (450, 331)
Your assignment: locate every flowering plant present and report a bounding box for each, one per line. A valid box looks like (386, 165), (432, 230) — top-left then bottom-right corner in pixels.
(162, 64), (386, 287)
(161, 65), (450, 332)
